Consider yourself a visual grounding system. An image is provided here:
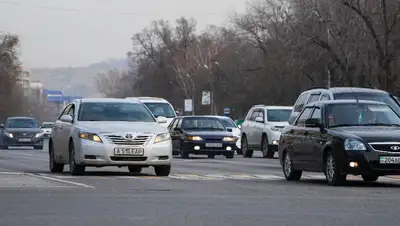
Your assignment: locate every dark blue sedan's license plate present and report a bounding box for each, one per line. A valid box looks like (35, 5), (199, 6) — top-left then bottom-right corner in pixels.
(379, 156), (400, 164)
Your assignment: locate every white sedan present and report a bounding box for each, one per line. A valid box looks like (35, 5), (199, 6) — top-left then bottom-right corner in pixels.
(48, 98), (172, 176)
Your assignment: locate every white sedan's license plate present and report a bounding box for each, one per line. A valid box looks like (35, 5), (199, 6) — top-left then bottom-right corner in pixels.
(379, 156), (400, 164)
(18, 138), (31, 142)
(205, 143), (223, 148)
(114, 148), (144, 156)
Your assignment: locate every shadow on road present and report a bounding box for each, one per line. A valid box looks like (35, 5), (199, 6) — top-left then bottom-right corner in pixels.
(292, 178), (400, 188)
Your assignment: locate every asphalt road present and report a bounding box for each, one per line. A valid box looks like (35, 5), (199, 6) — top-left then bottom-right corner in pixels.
(1, 140), (400, 226)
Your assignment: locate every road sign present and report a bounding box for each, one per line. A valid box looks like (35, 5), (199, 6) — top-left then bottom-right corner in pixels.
(201, 91), (210, 105)
(223, 108), (230, 116)
(184, 99), (193, 112)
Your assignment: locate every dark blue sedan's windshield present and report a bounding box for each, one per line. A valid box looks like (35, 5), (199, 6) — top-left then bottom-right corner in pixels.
(6, 119), (39, 128)
(182, 118), (225, 131)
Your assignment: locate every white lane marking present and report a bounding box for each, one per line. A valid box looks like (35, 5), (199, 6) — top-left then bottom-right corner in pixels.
(0, 171), (24, 175)
(31, 173), (94, 188)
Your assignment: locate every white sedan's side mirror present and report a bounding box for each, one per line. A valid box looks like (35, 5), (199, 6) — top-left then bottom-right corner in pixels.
(157, 116), (168, 124)
(60, 115), (73, 123)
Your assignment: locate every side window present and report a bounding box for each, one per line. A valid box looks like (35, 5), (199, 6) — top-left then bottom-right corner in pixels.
(176, 119), (182, 128)
(245, 109), (254, 121)
(294, 93), (309, 112)
(252, 109), (262, 121)
(58, 105), (71, 120)
(307, 93), (321, 104)
(66, 105), (75, 119)
(295, 107), (313, 127)
(168, 119), (177, 130)
(310, 107), (322, 121)
(320, 93), (330, 101)
(259, 108), (266, 121)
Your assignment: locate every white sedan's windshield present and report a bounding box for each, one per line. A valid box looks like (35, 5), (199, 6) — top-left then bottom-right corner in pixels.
(78, 102), (156, 122)
(143, 103), (176, 118)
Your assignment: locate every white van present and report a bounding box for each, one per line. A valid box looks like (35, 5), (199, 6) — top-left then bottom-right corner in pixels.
(125, 97), (177, 127)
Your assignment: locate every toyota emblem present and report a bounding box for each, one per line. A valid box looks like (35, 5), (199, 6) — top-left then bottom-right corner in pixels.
(125, 134), (133, 139)
(390, 146), (400, 151)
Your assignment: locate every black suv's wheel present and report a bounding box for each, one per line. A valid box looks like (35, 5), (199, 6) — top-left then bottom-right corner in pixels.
(154, 165), (171, 176)
(128, 166), (142, 173)
(282, 152), (302, 181)
(49, 142), (64, 173)
(325, 152), (346, 186)
(69, 142), (85, 176)
(241, 136), (253, 158)
(362, 174), (379, 182)
(225, 152), (234, 159)
(261, 136), (274, 158)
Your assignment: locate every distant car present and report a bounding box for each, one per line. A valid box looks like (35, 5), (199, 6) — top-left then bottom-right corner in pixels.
(125, 97), (177, 127)
(214, 116), (242, 153)
(41, 122), (54, 138)
(0, 117), (44, 149)
(168, 116), (237, 159)
(49, 98), (172, 176)
(288, 87), (400, 125)
(241, 105), (293, 158)
(279, 99), (400, 186)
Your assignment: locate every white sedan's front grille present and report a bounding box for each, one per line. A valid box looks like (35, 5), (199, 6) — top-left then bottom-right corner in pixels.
(105, 135), (152, 146)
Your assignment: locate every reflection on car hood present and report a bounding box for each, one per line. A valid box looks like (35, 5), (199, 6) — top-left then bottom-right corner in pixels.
(184, 130), (234, 137)
(5, 128), (42, 133)
(77, 121), (167, 134)
(331, 126), (400, 142)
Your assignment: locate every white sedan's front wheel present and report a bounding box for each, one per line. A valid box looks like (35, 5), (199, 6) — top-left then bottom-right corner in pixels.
(69, 142), (85, 176)
(154, 165), (171, 176)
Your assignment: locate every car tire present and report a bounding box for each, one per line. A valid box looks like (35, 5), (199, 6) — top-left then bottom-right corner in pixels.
(34, 145), (43, 150)
(362, 174), (379, 182)
(241, 136), (253, 158)
(261, 135), (274, 158)
(325, 152), (346, 186)
(128, 166), (142, 173)
(225, 152), (234, 159)
(282, 151), (302, 181)
(236, 149), (243, 155)
(69, 142), (85, 176)
(49, 142), (64, 173)
(154, 165), (171, 176)
(207, 154), (215, 159)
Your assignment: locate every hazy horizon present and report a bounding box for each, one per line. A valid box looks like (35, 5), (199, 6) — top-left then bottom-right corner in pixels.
(0, 0), (247, 69)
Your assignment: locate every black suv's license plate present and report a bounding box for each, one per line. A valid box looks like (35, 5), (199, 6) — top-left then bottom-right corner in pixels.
(379, 156), (400, 164)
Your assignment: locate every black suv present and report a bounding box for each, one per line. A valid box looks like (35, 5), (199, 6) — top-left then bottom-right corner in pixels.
(279, 100), (400, 186)
(288, 87), (400, 124)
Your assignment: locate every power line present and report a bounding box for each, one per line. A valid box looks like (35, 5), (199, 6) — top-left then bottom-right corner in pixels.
(0, 0), (230, 16)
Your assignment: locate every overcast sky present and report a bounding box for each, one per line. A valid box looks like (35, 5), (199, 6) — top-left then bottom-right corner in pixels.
(0, 0), (248, 68)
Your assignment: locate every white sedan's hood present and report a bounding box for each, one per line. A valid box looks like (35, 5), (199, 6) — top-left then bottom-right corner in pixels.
(77, 121), (167, 134)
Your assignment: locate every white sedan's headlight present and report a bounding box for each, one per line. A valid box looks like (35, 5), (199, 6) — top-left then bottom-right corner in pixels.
(344, 138), (366, 151)
(79, 132), (102, 143)
(154, 132), (171, 143)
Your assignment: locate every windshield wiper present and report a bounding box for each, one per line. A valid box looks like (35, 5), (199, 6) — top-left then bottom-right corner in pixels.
(360, 123), (400, 127)
(329, 124), (360, 128)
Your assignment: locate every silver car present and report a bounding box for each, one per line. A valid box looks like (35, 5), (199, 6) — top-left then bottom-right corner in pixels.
(48, 98), (172, 176)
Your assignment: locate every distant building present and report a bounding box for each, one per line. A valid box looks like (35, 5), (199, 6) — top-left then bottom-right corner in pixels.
(30, 80), (45, 104)
(16, 71), (31, 96)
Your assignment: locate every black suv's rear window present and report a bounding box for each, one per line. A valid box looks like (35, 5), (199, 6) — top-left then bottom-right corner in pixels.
(333, 92), (400, 115)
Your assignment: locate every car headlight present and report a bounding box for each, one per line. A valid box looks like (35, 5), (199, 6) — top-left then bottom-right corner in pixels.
(4, 132), (13, 138)
(79, 132), (102, 143)
(35, 132), (44, 138)
(344, 138), (366, 151)
(223, 137), (236, 142)
(187, 136), (202, 141)
(154, 132), (171, 143)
